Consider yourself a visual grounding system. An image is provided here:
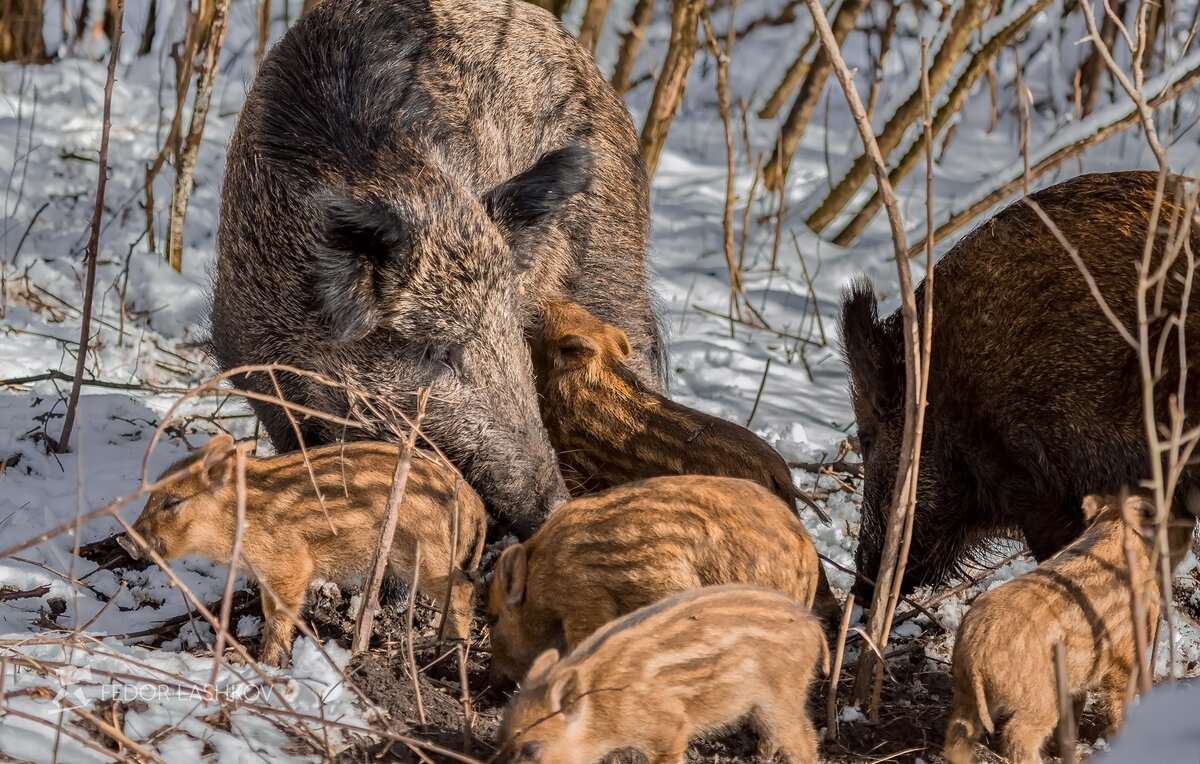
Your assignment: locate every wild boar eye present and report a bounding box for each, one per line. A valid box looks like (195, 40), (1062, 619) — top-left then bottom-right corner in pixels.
(517, 741), (541, 760)
(424, 343), (464, 377)
(161, 495), (184, 510)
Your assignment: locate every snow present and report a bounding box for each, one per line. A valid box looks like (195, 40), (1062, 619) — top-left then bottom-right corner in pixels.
(1, 0), (1198, 760)
(1095, 680), (1200, 764)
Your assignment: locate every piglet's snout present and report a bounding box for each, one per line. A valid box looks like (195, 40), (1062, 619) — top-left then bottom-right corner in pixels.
(116, 535), (144, 561)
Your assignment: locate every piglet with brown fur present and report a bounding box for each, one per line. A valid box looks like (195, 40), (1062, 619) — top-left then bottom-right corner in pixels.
(120, 435), (487, 667)
(499, 584), (828, 764)
(486, 475), (827, 683)
(944, 493), (1196, 764)
(530, 297), (828, 525)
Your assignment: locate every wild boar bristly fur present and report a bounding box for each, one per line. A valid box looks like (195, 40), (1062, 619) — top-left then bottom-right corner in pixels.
(124, 435), (487, 667)
(209, 0), (662, 539)
(943, 493), (1196, 764)
(485, 475), (826, 683)
(499, 585), (828, 764)
(843, 171), (1200, 598)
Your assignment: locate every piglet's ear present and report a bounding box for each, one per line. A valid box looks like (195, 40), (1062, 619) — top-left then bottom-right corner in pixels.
(604, 325), (632, 360)
(484, 146), (593, 247)
(523, 648), (560, 686)
(203, 433), (235, 458)
(200, 434), (236, 490)
(548, 668), (586, 723)
(1080, 494), (1106, 524)
(556, 333), (598, 364)
(497, 544), (528, 609)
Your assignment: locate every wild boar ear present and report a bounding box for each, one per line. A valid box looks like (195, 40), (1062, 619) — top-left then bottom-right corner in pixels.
(314, 195), (415, 343)
(202, 433), (235, 460)
(557, 333), (598, 363)
(840, 279), (904, 417)
(200, 435), (236, 490)
(484, 145), (593, 258)
(497, 544), (528, 608)
(548, 668), (586, 722)
(605, 325), (632, 360)
(524, 648), (560, 684)
(1080, 494), (1106, 524)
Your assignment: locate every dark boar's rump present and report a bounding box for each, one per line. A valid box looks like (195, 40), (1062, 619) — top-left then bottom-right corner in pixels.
(207, 0), (661, 538)
(843, 171), (1200, 597)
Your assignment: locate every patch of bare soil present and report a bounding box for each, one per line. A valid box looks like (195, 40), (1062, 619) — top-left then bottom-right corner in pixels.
(309, 581), (1123, 764)
(83, 536), (1131, 763)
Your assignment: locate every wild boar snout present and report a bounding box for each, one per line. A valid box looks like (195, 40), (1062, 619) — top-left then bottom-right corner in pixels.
(116, 535), (143, 561)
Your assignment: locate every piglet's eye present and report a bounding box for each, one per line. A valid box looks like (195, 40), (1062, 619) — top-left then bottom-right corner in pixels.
(161, 495), (184, 510)
(517, 741), (541, 760)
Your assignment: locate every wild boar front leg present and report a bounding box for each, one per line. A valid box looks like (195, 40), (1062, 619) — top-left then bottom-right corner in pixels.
(1001, 700), (1055, 764)
(754, 701), (820, 764)
(427, 569), (475, 642)
(258, 565), (311, 668)
(641, 731), (689, 764)
(1100, 666), (1133, 735)
(1020, 504), (1086, 562)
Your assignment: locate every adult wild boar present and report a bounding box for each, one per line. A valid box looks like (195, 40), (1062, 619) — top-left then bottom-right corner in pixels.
(209, 0), (661, 537)
(843, 171), (1199, 597)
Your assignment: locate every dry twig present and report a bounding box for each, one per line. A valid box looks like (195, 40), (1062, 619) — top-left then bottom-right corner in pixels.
(825, 592), (855, 742)
(352, 389), (429, 654)
(798, 0), (928, 716)
(57, 0), (125, 454)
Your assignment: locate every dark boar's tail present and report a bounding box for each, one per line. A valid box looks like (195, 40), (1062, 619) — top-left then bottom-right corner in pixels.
(840, 277), (903, 414)
(792, 485), (832, 525)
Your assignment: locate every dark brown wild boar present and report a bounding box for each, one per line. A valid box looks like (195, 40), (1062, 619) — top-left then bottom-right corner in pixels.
(530, 297), (828, 524)
(118, 435), (486, 667)
(943, 493), (1195, 764)
(499, 585), (828, 764)
(210, 0), (662, 539)
(843, 171), (1200, 598)
(485, 475), (827, 683)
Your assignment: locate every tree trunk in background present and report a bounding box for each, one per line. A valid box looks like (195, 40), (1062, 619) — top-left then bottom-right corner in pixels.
(757, 19), (819, 120)
(255, 0), (270, 65)
(136, 0), (156, 56)
(638, 0), (704, 179)
(166, 0), (232, 272)
(611, 0), (654, 94)
(1078, 0), (1123, 117)
(73, 0), (87, 43)
(832, 0), (1053, 245)
(100, 0), (118, 40)
(762, 0), (869, 191)
(0, 0), (49, 63)
(577, 0), (611, 55)
(805, 0), (989, 231)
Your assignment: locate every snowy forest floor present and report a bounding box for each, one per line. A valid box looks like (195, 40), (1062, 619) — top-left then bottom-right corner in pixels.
(2, 0), (1200, 762)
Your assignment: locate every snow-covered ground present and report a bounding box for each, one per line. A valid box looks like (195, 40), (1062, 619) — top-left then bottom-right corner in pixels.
(1, 0), (1198, 760)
